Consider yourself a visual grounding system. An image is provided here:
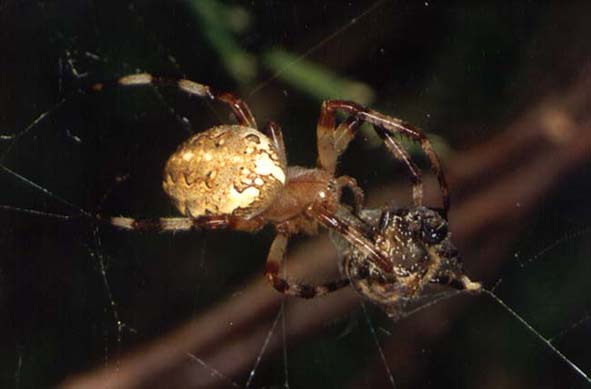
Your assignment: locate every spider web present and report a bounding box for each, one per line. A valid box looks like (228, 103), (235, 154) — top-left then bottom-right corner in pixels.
(1, 1), (591, 388)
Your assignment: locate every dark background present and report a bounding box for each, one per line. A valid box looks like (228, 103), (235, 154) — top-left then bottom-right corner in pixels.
(1, 1), (590, 388)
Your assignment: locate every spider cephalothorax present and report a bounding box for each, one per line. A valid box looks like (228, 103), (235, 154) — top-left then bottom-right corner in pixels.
(100, 72), (475, 314)
(331, 207), (481, 318)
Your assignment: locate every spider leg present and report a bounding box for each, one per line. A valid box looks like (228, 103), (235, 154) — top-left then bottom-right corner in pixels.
(262, 121), (287, 167)
(317, 100), (449, 213)
(310, 205), (393, 274)
(265, 233), (350, 298)
(379, 133), (425, 207)
(317, 112), (363, 174)
(317, 102), (424, 208)
(92, 73), (257, 128)
(430, 270), (482, 294)
(336, 175), (365, 215)
(105, 214), (264, 233)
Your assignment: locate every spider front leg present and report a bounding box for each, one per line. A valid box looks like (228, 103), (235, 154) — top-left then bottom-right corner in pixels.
(316, 100), (449, 213)
(265, 233), (350, 298)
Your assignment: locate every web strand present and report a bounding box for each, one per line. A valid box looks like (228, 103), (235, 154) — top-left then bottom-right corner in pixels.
(0, 204), (75, 220)
(483, 289), (591, 384)
(186, 353), (240, 388)
(0, 164), (92, 218)
(248, 0), (388, 97)
(245, 303), (284, 389)
(361, 301), (397, 389)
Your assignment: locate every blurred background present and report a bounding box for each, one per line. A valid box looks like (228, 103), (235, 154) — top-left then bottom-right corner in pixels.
(1, 1), (590, 388)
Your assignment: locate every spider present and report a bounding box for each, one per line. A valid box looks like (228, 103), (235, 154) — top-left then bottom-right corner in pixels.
(99, 73), (473, 305)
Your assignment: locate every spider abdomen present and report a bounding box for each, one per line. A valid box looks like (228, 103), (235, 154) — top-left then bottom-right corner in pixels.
(162, 125), (286, 218)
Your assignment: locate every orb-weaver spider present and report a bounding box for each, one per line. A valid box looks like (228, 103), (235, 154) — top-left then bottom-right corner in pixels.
(98, 73), (478, 309)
